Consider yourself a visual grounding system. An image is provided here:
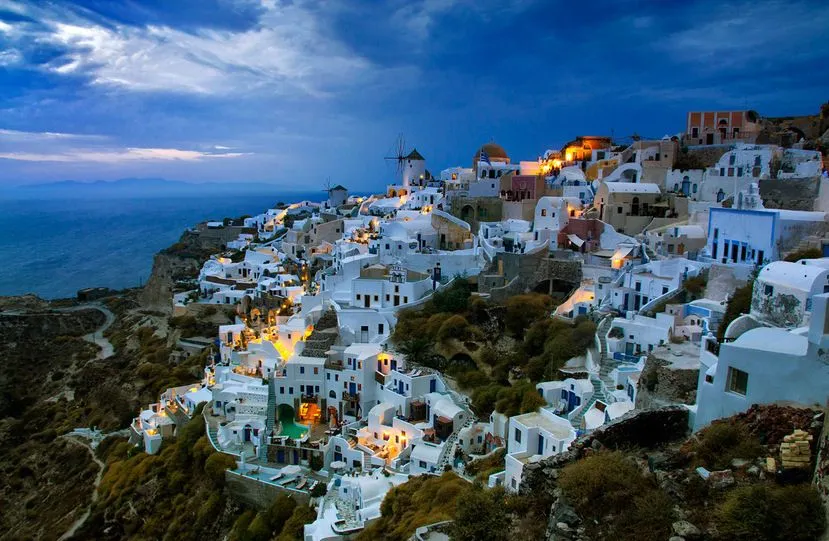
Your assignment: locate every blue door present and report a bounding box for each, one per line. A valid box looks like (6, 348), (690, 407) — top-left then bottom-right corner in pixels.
(429, 379), (436, 392)
(537, 434), (544, 455)
(277, 449), (285, 463)
(391, 359), (397, 371)
(334, 452), (342, 462)
(567, 391), (579, 412)
(349, 382), (356, 395)
(398, 380), (404, 394)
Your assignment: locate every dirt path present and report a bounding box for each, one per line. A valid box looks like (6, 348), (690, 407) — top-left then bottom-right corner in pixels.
(56, 304), (116, 360)
(58, 437), (105, 541)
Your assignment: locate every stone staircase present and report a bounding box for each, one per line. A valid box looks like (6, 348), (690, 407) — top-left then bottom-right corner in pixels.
(302, 308), (339, 357)
(570, 377), (607, 428)
(260, 379), (275, 461)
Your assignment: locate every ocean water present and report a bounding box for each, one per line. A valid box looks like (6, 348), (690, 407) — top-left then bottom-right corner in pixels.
(0, 193), (318, 299)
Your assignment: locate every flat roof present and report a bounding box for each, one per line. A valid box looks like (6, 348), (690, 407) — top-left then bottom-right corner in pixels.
(513, 410), (574, 439)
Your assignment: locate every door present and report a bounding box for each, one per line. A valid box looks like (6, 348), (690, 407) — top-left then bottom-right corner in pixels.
(537, 434), (544, 455)
(625, 342), (634, 356)
(398, 380), (404, 394)
(360, 326), (368, 343)
(394, 295), (400, 306)
(706, 133), (714, 144)
(349, 382), (356, 395)
(364, 295), (370, 308)
(277, 449), (285, 463)
(757, 250), (764, 265)
(567, 390), (579, 412)
(391, 359), (397, 371)
(430, 379), (436, 392)
(334, 451), (342, 462)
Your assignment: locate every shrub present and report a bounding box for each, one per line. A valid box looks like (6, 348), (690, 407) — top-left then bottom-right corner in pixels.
(310, 481), (327, 498)
(452, 485), (509, 541)
(716, 483), (825, 541)
(437, 315), (471, 342)
(783, 247), (823, 262)
(558, 452), (647, 517)
(204, 452), (237, 487)
(693, 422), (763, 470)
(275, 505), (317, 541)
(610, 490), (675, 541)
(504, 294), (551, 337)
(718, 280), (753, 342)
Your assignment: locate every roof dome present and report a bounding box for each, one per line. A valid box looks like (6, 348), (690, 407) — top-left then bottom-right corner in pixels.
(473, 142), (509, 168)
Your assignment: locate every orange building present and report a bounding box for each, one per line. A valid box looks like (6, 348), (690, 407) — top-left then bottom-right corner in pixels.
(685, 111), (761, 146)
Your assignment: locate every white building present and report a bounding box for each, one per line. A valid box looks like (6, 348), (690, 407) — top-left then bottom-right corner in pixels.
(694, 293), (829, 430)
(499, 408), (576, 492)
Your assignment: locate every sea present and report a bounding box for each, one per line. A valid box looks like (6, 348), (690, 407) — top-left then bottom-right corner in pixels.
(0, 193), (320, 299)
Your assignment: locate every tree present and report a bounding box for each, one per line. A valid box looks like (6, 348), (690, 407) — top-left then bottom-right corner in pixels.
(204, 452), (237, 488)
(718, 280), (754, 342)
(504, 294), (551, 337)
(452, 485), (509, 541)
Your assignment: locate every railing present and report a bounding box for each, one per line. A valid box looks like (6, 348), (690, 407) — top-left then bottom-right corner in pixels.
(612, 352), (643, 363)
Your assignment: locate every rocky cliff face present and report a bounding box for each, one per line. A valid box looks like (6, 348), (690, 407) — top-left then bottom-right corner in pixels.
(635, 353), (700, 410)
(138, 230), (218, 312)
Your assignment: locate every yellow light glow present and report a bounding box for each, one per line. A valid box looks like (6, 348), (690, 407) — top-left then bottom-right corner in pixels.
(565, 152), (573, 161)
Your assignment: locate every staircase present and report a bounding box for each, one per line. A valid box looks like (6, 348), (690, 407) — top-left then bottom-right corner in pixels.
(260, 379), (275, 461)
(303, 308), (339, 357)
(570, 376), (607, 429)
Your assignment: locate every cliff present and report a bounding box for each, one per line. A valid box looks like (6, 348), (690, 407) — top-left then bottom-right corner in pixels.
(139, 230), (220, 312)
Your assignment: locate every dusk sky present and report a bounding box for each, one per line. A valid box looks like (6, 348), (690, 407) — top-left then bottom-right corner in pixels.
(1, 0), (828, 190)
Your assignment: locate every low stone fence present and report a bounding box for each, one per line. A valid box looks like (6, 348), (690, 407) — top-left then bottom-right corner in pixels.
(520, 406), (689, 497)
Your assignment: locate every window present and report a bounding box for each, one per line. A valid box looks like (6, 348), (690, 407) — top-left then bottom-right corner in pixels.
(737, 167), (743, 177)
(313, 367), (318, 375)
(378, 323), (384, 334)
(764, 284), (774, 296)
(514, 428), (522, 443)
(300, 366), (305, 374)
(327, 373), (330, 380)
(300, 385), (304, 392)
(419, 461), (427, 468)
(404, 296), (408, 303)
(289, 387), (294, 394)
(705, 374), (713, 384)
(720, 167), (725, 176)
(635, 281), (641, 292)
(373, 295), (379, 302)
(541, 209), (547, 217)
(728, 167), (734, 177)
(726, 367), (748, 395)
(662, 286), (669, 295)
(692, 127), (699, 138)
(280, 386), (285, 394)
(356, 294), (361, 300)
(729, 154), (736, 165)
(617, 206), (623, 214)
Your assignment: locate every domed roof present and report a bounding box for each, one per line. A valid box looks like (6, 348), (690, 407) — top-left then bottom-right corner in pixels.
(473, 142), (509, 168)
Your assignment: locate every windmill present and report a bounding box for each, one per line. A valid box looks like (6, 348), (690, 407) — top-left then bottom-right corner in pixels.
(384, 133), (408, 177)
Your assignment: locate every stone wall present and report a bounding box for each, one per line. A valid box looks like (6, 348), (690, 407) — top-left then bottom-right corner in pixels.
(479, 250), (582, 302)
(813, 404), (829, 541)
(760, 176), (821, 211)
(225, 470), (309, 510)
(519, 407), (689, 498)
(635, 354), (700, 410)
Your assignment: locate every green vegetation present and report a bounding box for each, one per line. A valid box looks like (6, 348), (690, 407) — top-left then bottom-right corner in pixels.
(170, 314), (217, 338)
(357, 473), (469, 541)
(451, 484), (509, 541)
(558, 452), (674, 541)
(691, 422), (763, 470)
(715, 483), (825, 541)
(393, 279), (595, 417)
(682, 272), (708, 300)
(784, 247), (823, 262)
(465, 448), (506, 482)
(718, 279), (754, 342)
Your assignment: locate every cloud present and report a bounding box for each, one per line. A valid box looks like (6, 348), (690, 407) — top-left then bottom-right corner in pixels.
(0, 128), (107, 141)
(1, 0), (373, 97)
(0, 147), (250, 163)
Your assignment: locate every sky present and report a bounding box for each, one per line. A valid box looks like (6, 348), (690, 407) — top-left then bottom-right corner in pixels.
(1, 0), (828, 190)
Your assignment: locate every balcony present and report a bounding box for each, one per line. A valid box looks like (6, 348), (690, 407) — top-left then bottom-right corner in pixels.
(325, 359), (344, 371)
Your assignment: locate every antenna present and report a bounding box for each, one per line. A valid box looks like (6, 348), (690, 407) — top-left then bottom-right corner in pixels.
(384, 133), (407, 175)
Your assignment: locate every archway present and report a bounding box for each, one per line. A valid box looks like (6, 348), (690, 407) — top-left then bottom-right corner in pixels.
(277, 404), (296, 423)
(460, 205), (474, 222)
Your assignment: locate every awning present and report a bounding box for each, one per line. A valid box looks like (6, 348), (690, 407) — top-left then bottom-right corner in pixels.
(612, 244), (635, 260)
(567, 234), (585, 247)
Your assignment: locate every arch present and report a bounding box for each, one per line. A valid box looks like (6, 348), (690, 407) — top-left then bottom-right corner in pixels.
(277, 403), (296, 423)
(460, 205), (474, 222)
(329, 390), (337, 399)
(389, 189), (397, 197)
(716, 189), (725, 202)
